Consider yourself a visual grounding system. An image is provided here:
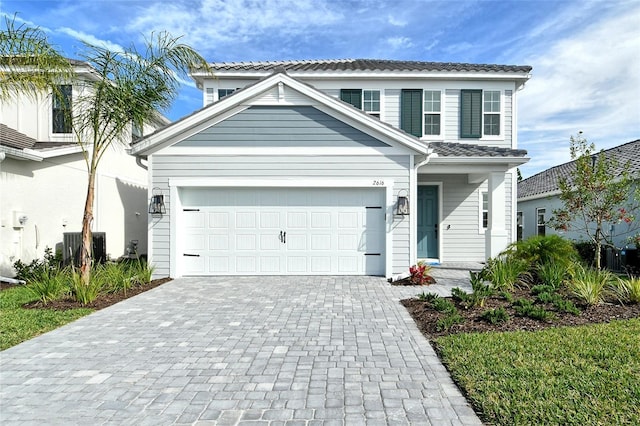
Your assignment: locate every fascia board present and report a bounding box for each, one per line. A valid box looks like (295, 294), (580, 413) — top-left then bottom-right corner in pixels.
(517, 191), (562, 202)
(429, 156), (530, 166)
(0, 146), (43, 161)
(28, 145), (85, 158)
(192, 70), (531, 81)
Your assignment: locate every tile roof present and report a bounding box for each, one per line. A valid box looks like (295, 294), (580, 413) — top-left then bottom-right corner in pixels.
(430, 141), (528, 158)
(205, 59), (532, 74)
(0, 124), (37, 150)
(518, 139), (640, 199)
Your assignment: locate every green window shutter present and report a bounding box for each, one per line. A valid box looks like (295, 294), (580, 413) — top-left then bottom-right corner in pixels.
(401, 89), (422, 137)
(460, 89), (482, 138)
(340, 89), (362, 109)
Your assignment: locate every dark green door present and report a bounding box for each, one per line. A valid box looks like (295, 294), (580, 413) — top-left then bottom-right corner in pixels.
(417, 186), (438, 258)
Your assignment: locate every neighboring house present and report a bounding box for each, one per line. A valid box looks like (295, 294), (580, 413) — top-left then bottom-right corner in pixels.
(518, 139), (640, 248)
(0, 59), (165, 277)
(131, 59), (531, 279)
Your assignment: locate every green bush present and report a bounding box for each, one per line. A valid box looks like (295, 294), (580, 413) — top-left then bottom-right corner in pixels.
(436, 313), (464, 332)
(468, 271), (493, 308)
(417, 292), (440, 303)
(450, 287), (469, 303)
(70, 271), (104, 305)
(498, 291), (514, 303)
(536, 262), (569, 289)
(501, 235), (579, 270)
(484, 256), (529, 291)
(26, 267), (69, 304)
(480, 307), (510, 324)
(12, 247), (62, 283)
(609, 277), (640, 305)
(432, 297), (457, 314)
(530, 284), (556, 295)
(553, 298), (581, 315)
(568, 264), (615, 306)
(95, 263), (132, 294)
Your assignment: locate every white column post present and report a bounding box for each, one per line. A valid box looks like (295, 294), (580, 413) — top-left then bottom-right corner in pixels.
(485, 172), (509, 259)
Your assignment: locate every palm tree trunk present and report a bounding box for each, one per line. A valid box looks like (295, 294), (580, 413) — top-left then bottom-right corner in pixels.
(79, 168), (96, 285)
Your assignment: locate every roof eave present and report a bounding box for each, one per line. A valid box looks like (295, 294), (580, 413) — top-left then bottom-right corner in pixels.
(0, 145), (43, 161)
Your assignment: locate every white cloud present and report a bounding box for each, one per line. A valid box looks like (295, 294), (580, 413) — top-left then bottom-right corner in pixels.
(387, 15), (407, 27)
(56, 27), (124, 53)
(518, 4), (640, 176)
(386, 36), (413, 50)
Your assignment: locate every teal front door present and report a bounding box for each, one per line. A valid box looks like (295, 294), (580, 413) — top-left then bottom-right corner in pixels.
(417, 186), (438, 258)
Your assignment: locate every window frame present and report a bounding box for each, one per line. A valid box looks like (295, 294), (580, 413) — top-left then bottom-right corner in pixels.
(362, 89), (381, 118)
(340, 89), (382, 118)
(52, 84), (72, 134)
(423, 89), (442, 137)
(517, 211), (524, 241)
(218, 88), (236, 100)
(460, 89), (503, 139)
(536, 208), (546, 236)
(479, 191), (489, 233)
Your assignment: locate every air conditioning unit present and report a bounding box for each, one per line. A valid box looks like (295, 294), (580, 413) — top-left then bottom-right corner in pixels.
(63, 232), (107, 265)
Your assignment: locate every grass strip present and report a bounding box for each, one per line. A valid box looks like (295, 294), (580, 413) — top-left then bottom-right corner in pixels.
(435, 318), (640, 425)
(0, 286), (92, 351)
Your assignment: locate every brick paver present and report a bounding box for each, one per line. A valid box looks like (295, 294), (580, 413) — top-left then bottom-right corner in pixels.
(0, 276), (481, 425)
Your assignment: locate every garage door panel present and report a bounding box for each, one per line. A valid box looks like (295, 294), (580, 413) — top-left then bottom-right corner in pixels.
(180, 187), (385, 276)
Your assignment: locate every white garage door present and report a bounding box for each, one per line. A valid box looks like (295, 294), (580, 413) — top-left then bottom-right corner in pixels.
(179, 187), (385, 275)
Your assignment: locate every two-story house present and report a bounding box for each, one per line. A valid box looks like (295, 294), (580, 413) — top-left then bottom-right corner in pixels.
(130, 59), (531, 279)
(0, 59), (165, 276)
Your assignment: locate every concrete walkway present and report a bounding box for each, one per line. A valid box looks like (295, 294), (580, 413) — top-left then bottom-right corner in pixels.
(0, 276), (481, 425)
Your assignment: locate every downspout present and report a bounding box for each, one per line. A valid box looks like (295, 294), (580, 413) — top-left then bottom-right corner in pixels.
(409, 148), (437, 267)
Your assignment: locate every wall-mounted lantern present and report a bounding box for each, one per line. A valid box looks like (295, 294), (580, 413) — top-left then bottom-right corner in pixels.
(396, 189), (409, 215)
(148, 187), (166, 214)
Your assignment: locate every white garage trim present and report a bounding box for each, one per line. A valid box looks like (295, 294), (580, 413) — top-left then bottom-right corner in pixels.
(169, 178), (394, 278)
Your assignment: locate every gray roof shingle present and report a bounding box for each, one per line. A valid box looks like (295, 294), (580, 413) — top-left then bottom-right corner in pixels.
(205, 59), (532, 74)
(430, 141), (527, 158)
(518, 139), (640, 199)
(0, 124), (37, 150)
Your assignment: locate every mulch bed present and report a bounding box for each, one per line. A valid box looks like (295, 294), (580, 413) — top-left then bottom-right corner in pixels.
(389, 276), (437, 286)
(1, 278), (172, 311)
(401, 286), (640, 338)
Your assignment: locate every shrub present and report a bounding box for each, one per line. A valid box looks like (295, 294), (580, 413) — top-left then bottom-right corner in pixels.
(409, 262), (435, 285)
(436, 313), (464, 332)
(536, 262), (569, 289)
(468, 271), (493, 308)
(12, 247), (61, 283)
(130, 259), (154, 285)
(450, 287), (469, 303)
(417, 292), (440, 303)
(553, 298), (581, 315)
(531, 284), (556, 295)
(501, 235), (579, 270)
(27, 268), (69, 304)
(432, 297), (457, 315)
(568, 264), (615, 306)
(499, 291), (514, 303)
(95, 263), (132, 294)
(484, 256), (529, 291)
(609, 277), (640, 305)
(513, 298), (555, 321)
(480, 307), (510, 324)
(70, 270), (104, 305)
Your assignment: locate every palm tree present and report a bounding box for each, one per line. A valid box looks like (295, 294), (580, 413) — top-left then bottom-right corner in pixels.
(0, 15), (72, 99)
(73, 33), (209, 284)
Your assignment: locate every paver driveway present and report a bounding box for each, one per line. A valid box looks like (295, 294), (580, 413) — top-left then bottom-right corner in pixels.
(0, 276), (481, 425)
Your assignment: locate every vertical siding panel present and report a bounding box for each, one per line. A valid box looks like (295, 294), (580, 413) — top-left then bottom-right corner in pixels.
(385, 89), (400, 129)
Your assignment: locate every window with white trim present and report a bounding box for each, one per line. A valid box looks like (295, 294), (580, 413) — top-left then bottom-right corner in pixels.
(460, 89), (501, 138)
(536, 208), (546, 236)
(517, 211), (523, 241)
(481, 192), (489, 230)
(218, 88), (236, 99)
(340, 89), (381, 118)
(423, 90), (441, 136)
(205, 88), (214, 104)
(52, 85), (72, 134)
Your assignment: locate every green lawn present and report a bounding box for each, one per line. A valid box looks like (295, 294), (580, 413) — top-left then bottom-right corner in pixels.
(435, 319), (640, 425)
(0, 286), (92, 351)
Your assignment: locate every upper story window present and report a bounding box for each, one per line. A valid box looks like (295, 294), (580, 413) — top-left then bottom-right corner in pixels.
(423, 90), (441, 136)
(340, 89), (381, 118)
(218, 88), (236, 99)
(400, 89), (443, 138)
(52, 85), (72, 134)
(132, 121), (143, 141)
(460, 89), (501, 138)
(205, 88), (214, 104)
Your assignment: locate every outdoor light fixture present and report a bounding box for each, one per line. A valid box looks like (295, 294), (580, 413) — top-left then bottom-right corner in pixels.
(396, 190), (409, 215)
(148, 187), (166, 214)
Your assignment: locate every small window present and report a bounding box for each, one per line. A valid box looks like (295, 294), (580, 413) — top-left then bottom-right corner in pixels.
(484, 91), (500, 136)
(131, 121), (143, 141)
(363, 90), (380, 118)
(52, 85), (72, 134)
(536, 208), (546, 236)
(218, 88), (235, 99)
(205, 88), (214, 104)
(482, 192), (489, 229)
(424, 90), (441, 136)
(517, 211), (523, 241)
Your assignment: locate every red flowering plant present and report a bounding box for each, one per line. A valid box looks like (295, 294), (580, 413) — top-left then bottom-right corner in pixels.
(409, 262), (436, 285)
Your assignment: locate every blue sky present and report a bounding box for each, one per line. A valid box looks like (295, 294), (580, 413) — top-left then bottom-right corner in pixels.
(2, 0), (639, 178)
